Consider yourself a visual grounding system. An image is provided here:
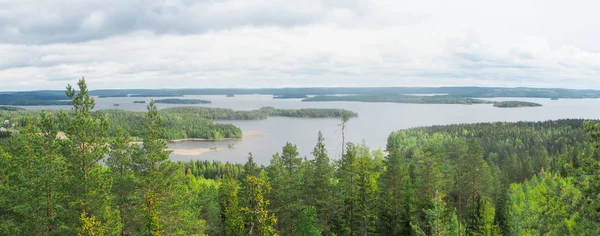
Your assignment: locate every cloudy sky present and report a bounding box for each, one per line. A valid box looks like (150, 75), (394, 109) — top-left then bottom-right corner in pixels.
(1, 0), (599, 90)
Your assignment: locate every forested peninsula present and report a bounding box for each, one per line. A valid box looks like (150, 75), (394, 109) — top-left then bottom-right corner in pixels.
(1, 98), (356, 141)
(493, 101), (543, 108)
(1, 80), (599, 235)
(162, 106), (358, 120)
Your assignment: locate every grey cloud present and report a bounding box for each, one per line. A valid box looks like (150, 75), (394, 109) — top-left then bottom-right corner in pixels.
(0, 0), (362, 44)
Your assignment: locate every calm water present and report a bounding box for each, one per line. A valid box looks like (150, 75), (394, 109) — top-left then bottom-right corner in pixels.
(20, 95), (600, 164)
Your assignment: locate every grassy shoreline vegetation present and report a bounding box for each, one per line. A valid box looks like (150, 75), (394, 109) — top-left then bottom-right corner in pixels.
(154, 98), (212, 104)
(493, 101), (543, 108)
(1, 80), (599, 235)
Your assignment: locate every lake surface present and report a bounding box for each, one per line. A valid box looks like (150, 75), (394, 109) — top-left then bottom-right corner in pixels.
(20, 95), (600, 164)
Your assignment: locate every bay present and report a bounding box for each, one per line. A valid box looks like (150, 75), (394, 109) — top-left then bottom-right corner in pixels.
(19, 95), (600, 164)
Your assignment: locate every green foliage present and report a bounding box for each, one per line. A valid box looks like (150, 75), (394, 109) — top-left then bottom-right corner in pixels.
(241, 174), (278, 236)
(3, 80), (600, 235)
(184, 160), (243, 179)
(59, 78), (120, 234)
(295, 206), (322, 236)
(163, 106), (357, 119)
(219, 166), (244, 236)
(493, 101), (542, 108)
(506, 173), (587, 235)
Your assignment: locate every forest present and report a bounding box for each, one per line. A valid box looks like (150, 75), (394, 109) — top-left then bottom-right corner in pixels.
(1, 79), (599, 235)
(3, 86), (600, 106)
(161, 106), (358, 120)
(1, 104), (355, 141)
(493, 101), (543, 108)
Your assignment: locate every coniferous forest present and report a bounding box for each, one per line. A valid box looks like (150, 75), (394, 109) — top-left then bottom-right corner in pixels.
(1, 79), (600, 235)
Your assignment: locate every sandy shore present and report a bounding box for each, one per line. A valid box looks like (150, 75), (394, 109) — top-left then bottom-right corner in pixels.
(168, 147), (224, 156)
(243, 130), (263, 137)
(128, 130), (264, 145)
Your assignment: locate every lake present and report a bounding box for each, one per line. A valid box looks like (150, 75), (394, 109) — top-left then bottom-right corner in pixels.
(21, 95), (600, 164)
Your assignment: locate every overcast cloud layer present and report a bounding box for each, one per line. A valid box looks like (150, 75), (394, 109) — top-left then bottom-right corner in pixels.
(1, 0), (599, 90)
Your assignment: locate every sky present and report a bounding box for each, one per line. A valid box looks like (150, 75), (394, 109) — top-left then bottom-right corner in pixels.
(1, 0), (599, 90)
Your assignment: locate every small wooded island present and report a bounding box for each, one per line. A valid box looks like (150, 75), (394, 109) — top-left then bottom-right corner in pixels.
(133, 100), (146, 104)
(493, 101), (543, 108)
(154, 99), (212, 104)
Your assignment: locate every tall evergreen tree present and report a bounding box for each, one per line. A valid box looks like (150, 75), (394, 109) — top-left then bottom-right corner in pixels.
(268, 142), (303, 235)
(378, 148), (412, 235)
(307, 131), (334, 234)
(219, 166), (244, 236)
(59, 78), (120, 234)
(461, 139), (492, 235)
(106, 126), (138, 235)
(136, 100), (204, 235)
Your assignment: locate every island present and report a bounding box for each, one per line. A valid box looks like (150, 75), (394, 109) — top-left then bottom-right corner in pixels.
(1, 105), (356, 141)
(162, 106), (358, 120)
(154, 99), (212, 104)
(273, 94), (308, 99)
(302, 94), (493, 104)
(226, 94), (235, 97)
(493, 101), (543, 108)
(133, 100), (146, 104)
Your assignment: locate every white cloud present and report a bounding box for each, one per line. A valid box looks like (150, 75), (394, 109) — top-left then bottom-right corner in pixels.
(0, 0), (599, 90)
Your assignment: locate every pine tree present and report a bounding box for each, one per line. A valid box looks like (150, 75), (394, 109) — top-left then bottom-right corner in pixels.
(136, 100), (203, 235)
(39, 111), (66, 233)
(461, 139), (492, 235)
(58, 78), (120, 234)
(106, 126), (137, 235)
